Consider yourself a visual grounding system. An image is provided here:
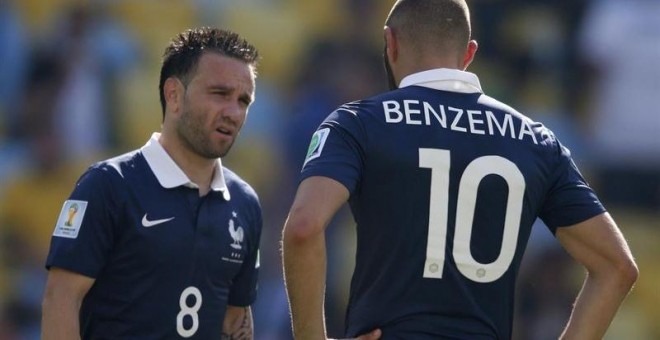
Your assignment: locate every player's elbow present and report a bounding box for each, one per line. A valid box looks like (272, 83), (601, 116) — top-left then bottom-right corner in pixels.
(594, 253), (639, 292)
(616, 256), (639, 290)
(282, 213), (324, 245)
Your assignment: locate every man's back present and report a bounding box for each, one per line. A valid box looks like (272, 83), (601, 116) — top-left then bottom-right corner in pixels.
(300, 70), (604, 339)
(283, 1), (636, 338)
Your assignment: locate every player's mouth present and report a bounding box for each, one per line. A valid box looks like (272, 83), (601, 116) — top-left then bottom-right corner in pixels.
(215, 127), (233, 136)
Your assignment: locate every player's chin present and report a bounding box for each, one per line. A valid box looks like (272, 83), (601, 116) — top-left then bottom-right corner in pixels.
(197, 142), (231, 159)
(214, 142), (234, 158)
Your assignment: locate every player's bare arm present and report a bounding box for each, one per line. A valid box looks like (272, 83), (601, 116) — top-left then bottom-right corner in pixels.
(283, 176), (347, 339)
(221, 306), (253, 340)
(555, 212), (638, 339)
(42, 267), (95, 340)
(283, 176), (381, 339)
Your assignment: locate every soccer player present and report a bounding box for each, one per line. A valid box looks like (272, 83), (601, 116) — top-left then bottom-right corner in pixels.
(281, 1), (638, 339)
(42, 27), (263, 339)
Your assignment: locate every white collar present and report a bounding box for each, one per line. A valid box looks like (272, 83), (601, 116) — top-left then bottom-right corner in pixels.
(399, 68), (482, 94)
(141, 133), (231, 200)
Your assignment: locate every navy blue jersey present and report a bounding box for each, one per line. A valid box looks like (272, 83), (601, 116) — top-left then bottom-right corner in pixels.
(300, 70), (604, 339)
(46, 136), (262, 339)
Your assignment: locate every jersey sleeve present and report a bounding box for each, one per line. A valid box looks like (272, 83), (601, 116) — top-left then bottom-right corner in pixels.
(539, 141), (606, 233)
(299, 107), (367, 194)
(227, 196), (263, 306)
(45, 167), (118, 278)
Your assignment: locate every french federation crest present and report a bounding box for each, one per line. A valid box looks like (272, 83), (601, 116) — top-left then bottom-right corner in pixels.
(228, 215), (244, 250)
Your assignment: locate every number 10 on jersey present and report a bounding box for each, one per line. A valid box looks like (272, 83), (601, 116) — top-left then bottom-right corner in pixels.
(419, 148), (525, 283)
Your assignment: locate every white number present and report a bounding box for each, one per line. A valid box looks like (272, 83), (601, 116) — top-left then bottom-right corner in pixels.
(177, 286), (202, 337)
(419, 148), (525, 283)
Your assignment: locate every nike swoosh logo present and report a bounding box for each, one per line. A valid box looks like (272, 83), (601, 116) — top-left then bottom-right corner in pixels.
(142, 214), (175, 227)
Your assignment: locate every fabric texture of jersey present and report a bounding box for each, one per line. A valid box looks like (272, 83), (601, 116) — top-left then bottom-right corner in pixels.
(300, 69), (605, 339)
(46, 133), (262, 339)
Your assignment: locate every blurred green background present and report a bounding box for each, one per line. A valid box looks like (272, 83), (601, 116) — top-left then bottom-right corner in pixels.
(0, 0), (658, 339)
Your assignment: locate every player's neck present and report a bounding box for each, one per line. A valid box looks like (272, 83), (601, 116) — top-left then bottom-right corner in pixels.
(399, 54), (463, 78)
(158, 133), (214, 196)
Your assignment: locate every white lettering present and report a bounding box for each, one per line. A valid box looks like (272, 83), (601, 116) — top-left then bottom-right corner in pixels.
(384, 101), (403, 123)
(467, 110), (485, 135)
(381, 100), (538, 145)
(450, 107), (467, 132)
(518, 120), (538, 145)
(404, 100), (422, 125)
(486, 111), (515, 138)
(424, 103), (447, 127)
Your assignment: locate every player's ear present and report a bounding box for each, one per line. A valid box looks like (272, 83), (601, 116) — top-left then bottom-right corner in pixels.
(163, 77), (184, 116)
(461, 40), (478, 70)
(384, 26), (398, 63)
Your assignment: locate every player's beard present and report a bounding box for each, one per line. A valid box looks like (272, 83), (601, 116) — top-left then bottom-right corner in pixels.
(383, 45), (398, 90)
(176, 101), (235, 160)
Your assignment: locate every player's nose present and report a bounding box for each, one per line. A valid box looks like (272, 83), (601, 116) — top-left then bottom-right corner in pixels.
(220, 101), (245, 123)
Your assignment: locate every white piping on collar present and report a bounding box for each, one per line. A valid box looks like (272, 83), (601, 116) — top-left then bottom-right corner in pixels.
(141, 133), (231, 200)
(399, 68), (483, 94)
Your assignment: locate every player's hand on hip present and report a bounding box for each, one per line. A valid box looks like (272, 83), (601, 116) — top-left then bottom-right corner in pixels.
(355, 329), (381, 339)
(332, 328), (381, 340)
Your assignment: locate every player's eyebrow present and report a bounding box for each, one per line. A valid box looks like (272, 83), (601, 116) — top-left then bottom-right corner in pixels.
(208, 84), (253, 105)
(208, 84), (231, 92)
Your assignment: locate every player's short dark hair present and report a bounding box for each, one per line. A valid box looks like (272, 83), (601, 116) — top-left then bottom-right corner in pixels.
(385, 0), (471, 55)
(158, 27), (260, 116)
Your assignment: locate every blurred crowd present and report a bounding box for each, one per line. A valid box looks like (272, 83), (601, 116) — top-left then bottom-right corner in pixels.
(0, 0), (658, 339)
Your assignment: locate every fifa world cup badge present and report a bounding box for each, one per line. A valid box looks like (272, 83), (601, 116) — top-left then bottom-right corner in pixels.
(54, 200), (88, 238)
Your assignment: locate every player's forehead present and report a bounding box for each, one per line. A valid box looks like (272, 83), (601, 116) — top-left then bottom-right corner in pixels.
(190, 52), (256, 93)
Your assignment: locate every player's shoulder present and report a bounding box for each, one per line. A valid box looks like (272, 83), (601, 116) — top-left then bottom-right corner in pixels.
(66, 150), (143, 201)
(324, 96), (383, 128)
(345, 89), (403, 112)
(87, 149), (144, 182)
(478, 93), (559, 149)
(476, 94), (525, 119)
(330, 87), (402, 118)
(222, 167), (260, 203)
(222, 167), (262, 226)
